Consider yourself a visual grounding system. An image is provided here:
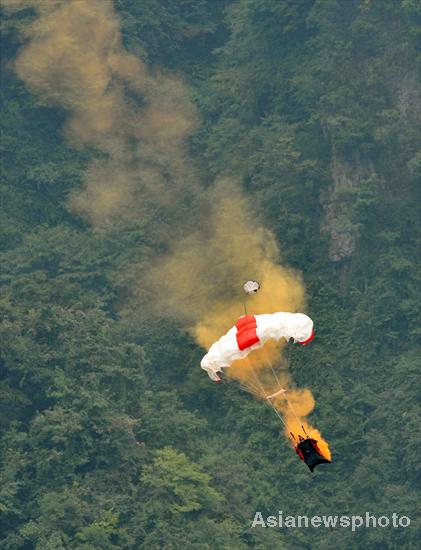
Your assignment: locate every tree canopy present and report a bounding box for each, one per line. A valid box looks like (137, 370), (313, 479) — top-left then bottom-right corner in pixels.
(0, 1), (419, 548)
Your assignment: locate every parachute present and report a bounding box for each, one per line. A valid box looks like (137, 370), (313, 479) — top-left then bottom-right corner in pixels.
(201, 312), (314, 382)
(243, 280), (260, 294)
(200, 305), (330, 472)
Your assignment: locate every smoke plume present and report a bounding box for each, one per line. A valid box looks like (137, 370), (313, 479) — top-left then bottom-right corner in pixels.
(4, 0), (330, 458)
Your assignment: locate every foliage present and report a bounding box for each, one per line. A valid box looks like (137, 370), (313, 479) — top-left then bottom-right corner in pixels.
(0, 1), (419, 548)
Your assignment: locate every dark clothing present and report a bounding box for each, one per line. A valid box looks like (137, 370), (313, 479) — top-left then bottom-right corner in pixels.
(295, 438), (331, 472)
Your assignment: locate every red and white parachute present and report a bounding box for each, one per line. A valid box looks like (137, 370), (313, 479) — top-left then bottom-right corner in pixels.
(201, 312), (314, 382)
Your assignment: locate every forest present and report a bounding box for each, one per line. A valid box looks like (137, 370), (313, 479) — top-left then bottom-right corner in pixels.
(0, 1), (419, 549)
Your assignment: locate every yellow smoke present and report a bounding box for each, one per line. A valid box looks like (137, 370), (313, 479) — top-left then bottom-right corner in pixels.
(142, 180), (331, 458)
(4, 0), (198, 228)
(5, 0), (330, 459)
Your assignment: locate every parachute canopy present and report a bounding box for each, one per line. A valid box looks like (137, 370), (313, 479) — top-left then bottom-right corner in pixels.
(201, 312), (314, 381)
(243, 280), (260, 294)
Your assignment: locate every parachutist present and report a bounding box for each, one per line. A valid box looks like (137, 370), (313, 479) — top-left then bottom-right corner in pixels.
(295, 435), (331, 472)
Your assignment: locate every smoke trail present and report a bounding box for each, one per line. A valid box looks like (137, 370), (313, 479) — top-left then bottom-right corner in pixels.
(4, 0), (330, 458)
(3, 0), (200, 231)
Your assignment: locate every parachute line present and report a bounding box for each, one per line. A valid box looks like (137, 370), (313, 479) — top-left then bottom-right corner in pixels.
(267, 399), (288, 428)
(270, 365), (283, 389)
(237, 380), (262, 398)
(250, 367), (268, 398)
(287, 398), (303, 428)
(268, 365), (303, 430)
(249, 367), (288, 428)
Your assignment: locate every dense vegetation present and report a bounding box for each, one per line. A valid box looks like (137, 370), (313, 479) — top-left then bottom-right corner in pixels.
(1, 1), (419, 548)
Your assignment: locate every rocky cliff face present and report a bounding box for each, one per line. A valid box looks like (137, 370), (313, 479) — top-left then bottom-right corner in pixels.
(322, 149), (375, 263)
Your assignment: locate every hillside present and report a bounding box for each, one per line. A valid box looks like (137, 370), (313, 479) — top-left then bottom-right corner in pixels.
(0, 1), (419, 548)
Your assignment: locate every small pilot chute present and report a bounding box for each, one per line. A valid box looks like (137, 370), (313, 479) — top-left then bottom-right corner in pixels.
(243, 280), (260, 294)
(294, 435), (331, 472)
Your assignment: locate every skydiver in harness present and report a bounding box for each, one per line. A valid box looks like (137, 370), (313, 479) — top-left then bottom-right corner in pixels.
(294, 434), (331, 472)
